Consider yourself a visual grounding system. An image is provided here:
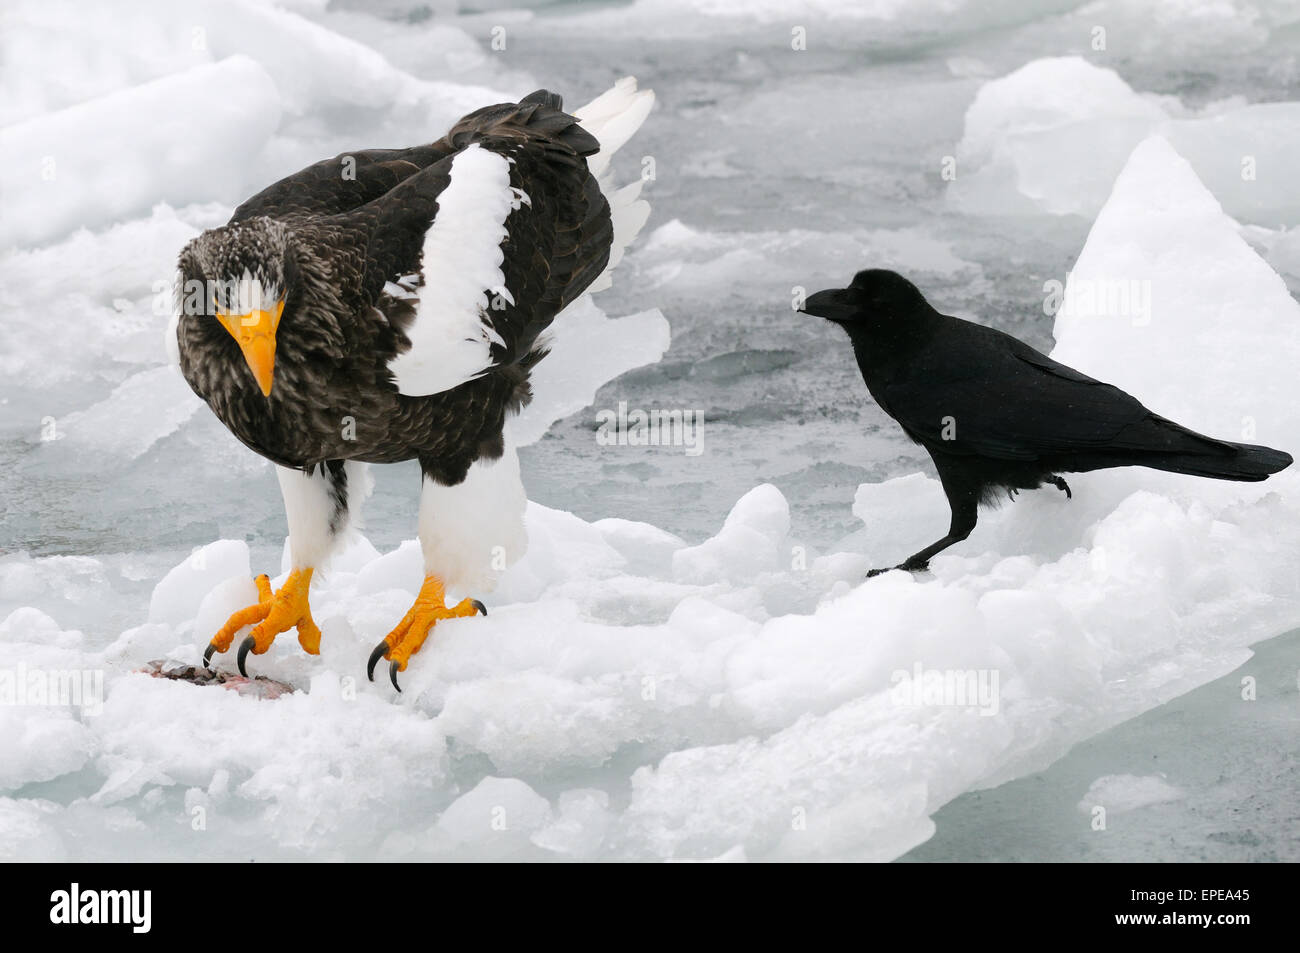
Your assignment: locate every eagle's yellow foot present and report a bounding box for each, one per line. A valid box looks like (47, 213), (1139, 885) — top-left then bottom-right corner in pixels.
(202, 568), (320, 676)
(367, 575), (485, 692)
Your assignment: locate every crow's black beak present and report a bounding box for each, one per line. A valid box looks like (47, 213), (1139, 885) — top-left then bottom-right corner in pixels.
(800, 288), (857, 323)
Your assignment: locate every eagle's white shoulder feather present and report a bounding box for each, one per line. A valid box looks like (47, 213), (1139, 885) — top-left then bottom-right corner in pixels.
(388, 143), (519, 397)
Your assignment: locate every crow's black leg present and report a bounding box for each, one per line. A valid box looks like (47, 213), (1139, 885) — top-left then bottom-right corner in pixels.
(869, 475), (979, 577)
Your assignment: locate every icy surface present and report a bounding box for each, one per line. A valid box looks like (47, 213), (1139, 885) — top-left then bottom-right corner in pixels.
(2, 0), (1299, 861)
(951, 56), (1174, 217)
(951, 56), (1300, 223)
(904, 628), (1300, 862)
(1054, 135), (1300, 444)
(0, 57), (282, 248)
(1077, 774), (1184, 815)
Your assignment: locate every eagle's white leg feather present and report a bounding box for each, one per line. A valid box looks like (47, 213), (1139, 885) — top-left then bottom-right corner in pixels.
(417, 433), (527, 594)
(276, 460), (369, 570)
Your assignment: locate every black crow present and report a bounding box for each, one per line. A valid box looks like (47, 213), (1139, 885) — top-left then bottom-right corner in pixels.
(801, 269), (1293, 576)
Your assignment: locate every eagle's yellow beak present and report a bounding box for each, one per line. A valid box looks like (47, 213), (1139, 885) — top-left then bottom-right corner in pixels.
(216, 300), (284, 397)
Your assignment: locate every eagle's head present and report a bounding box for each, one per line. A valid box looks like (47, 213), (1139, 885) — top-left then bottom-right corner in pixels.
(176, 217), (299, 397)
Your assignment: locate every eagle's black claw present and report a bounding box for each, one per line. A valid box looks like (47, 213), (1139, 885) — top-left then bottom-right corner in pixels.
(203, 643), (217, 669)
(1048, 475), (1073, 499)
(389, 661), (402, 693)
(367, 641), (389, 683)
(236, 635), (257, 677)
(471, 599), (487, 616)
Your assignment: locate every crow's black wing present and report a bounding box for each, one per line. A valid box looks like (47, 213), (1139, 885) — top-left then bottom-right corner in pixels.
(877, 320), (1233, 460)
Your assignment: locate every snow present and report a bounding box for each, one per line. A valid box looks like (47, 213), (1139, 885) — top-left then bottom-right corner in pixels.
(0, 703), (93, 793)
(514, 298), (671, 447)
(429, 777), (553, 858)
(1053, 135), (1300, 445)
(951, 57), (1174, 218)
(672, 483), (790, 584)
(3, 0), (1299, 862)
(550, 0), (1086, 37)
(1078, 774), (1184, 815)
(532, 788), (613, 857)
(194, 0), (433, 114)
(951, 56), (1300, 224)
(0, 607), (81, 648)
(6, 404), (1296, 861)
(0, 56), (281, 248)
(147, 541), (251, 627)
(57, 367), (204, 463)
(1163, 103), (1300, 225)
(1, 0), (216, 125)
(1053, 0), (1280, 59)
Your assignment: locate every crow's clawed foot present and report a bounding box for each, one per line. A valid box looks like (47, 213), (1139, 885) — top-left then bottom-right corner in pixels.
(204, 568), (319, 676)
(1047, 475), (1073, 499)
(1007, 487), (1019, 501)
(367, 575), (485, 692)
(867, 559), (929, 578)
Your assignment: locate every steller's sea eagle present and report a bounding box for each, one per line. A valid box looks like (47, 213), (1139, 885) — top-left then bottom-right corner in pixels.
(170, 80), (653, 690)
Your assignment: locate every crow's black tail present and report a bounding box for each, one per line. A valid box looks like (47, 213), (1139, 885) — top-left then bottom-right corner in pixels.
(1142, 441), (1293, 482)
(1060, 413), (1294, 483)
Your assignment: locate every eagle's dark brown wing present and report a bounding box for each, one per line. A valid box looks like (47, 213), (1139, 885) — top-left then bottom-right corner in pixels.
(306, 90), (614, 396)
(230, 145), (459, 224)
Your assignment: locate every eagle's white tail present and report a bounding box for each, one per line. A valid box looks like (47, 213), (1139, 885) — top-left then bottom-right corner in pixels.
(507, 76), (668, 448)
(576, 77), (654, 293)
